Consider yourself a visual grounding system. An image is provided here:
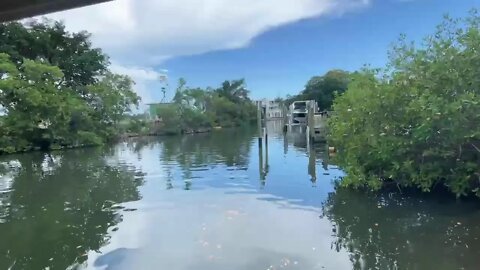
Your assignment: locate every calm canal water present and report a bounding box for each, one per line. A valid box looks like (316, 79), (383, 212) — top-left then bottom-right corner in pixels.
(1, 122), (480, 270)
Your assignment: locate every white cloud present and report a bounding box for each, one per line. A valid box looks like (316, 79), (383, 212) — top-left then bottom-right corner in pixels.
(46, 0), (370, 66)
(109, 63), (168, 106)
(110, 63), (164, 82)
(44, 0), (370, 105)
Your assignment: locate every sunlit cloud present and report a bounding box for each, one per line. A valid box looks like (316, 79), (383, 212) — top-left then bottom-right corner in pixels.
(44, 0), (371, 104)
(46, 0), (371, 66)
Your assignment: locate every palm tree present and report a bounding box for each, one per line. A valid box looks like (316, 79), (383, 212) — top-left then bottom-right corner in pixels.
(215, 79), (250, 103)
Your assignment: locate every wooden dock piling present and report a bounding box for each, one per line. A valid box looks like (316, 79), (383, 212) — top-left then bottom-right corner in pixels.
(257, 102), (262, 143)
(307, 100), (315, 141)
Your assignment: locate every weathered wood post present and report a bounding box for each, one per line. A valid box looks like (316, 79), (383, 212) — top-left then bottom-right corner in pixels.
(257, 101), (266, 184)
(264, 127), (269, 178)
(264, 126), (268, 148)
(282, 105), (288, 133)
(307, 100), (315, 141)
(258, 136), (265, 183)
(257, 101), (262, 147)
(306, 126), (310, 146)
(308, 140), (316, 185)
(262, 105), (269, 163)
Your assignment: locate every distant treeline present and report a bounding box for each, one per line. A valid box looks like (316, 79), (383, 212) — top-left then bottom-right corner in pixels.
(150, 78), (257, 135)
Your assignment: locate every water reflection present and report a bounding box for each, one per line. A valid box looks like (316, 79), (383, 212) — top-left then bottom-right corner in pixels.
(120, 127), (256, 191)
(322, 189), (480, 270)
(0, 122), (480, 270)
(85, 188), (351, 270)
(159, 127), (255, 168)
(0, 149), (143, 270)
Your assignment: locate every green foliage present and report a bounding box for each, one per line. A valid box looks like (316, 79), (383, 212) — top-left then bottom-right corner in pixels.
(329, 11), (480, 197)
(214, 79), (250, 104)
(287, 69), (349, 110)
(210, 79), (256, 126)
(85, 72), (140, 139)
(119, 114), (149, 135)
(0, 20), (140, 154)
(0, 19), (108, 88)
(156, 79), (256, 134)
(155, 104), (182, 135)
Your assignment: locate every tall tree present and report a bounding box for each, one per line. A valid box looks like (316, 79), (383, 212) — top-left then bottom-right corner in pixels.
(215, 79), (250, 104)
(0, 19), (140, 154)
(287, 70), (349, 110)
(0, 19), (109, 89)
(0, 53), (85, 151)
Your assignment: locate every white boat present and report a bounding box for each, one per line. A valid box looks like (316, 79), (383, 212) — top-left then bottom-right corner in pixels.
(290, 101), (308, 124)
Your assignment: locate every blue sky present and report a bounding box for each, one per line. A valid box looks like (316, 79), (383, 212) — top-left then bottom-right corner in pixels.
(162, 0), (478, 99)
(49, 0), (478, 105)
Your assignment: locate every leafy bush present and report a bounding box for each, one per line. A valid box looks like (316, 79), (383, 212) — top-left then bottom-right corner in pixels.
(76, 131), (104, 146)
(328, 11), (480, 197)
(181, 108), (212, 130)
(155, 104), (182, 135)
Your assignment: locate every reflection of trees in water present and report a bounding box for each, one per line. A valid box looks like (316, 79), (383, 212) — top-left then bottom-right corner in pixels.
(130, 127), (255, 167)
(161, 128), (255, 168)
(162, 129), (255, 190)
(0, 149), (143, 270)
(123, 128), (255, 190)
(321, 188), (480, 270)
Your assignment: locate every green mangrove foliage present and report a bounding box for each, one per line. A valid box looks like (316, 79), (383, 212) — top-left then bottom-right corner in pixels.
(328, 12), (480, 197)
(286, 69), (349, 110)
(0, 20), (139, 154)
(155, 78), (257, 134)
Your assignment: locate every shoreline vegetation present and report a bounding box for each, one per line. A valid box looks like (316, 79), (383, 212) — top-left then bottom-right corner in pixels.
(0, 19), (140, 155)
(1, 11), (479, 199)
(286, 11), (480, 198)
(0, 19), (257, 155)
(119, 78), (258, 138)
(144, 78), (257, 136)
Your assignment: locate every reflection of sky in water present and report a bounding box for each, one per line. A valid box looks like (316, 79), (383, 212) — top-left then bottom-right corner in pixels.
(85, 129), (350, 270)
(0, 125), (478, 269)
(0, 160), (21, 222)
(88, 188), (351, 270)
(70, 126), (480, 270)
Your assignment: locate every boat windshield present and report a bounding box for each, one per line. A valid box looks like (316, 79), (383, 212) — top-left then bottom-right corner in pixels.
(293, 102), (307, 111)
